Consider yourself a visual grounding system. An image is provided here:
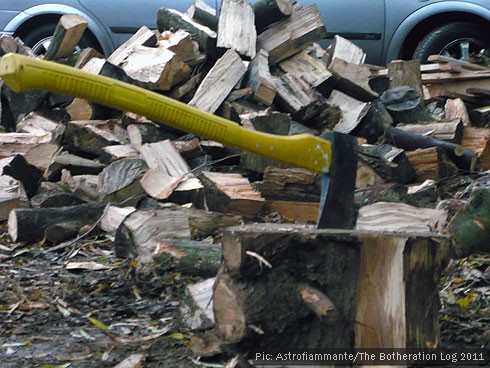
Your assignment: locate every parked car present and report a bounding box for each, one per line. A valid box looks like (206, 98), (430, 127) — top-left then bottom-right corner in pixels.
(1, 1), (490, 66)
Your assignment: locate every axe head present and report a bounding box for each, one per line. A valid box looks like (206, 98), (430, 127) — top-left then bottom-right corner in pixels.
(317, 131), (358, 229)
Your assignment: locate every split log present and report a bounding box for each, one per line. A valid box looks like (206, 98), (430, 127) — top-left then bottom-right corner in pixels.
(278, 51), (335, 96)
(73, 47), (104, 69)
(323, 35), (366, 68)
(114, 205), (191, 262)
(189, 49), (247, 113)
(469, 105), (490, 127)
(30, 182), (83, 208)
(0, 84), (47, 130)
(98, 158), (148, 206)
(61, 171), (99, 202)
(159, 29), (200, 64)
(23, 143), (61, 172)
(461, 126), (490, 170)
(156, 7), (217, 55)
(99, 144), (140, 164)
(107, 26), (158, 66)
(356, 201), (447, 234)
(274, 73), (327, 122)
(329, 59), (378, 101)
(170, 73), (203, 100)
(16, 112), (65, 144)
(0, 35), (18, 56)
(44, 14), (88, 60)
(199, 171), (265, 218)
(126, 123), (178, 147)
(405, 147), (459, 182)
(0, 175), (29, 221)
(2, 154), (43, 197)
(0, 132), (53, 158)
(187, 0), (219, 31)
(396, 118), (464, 143)
(98, 205), (136, 234)
(384, 126), (478, 172)
(381, 86), (433, 124)
(202, 224), (448, 352)
(119, 44), (191, 91)
(63, 119), (128, 156)
(45, 153), (105, 181)
(262, 200), (318, 224)
(252, 0), (293, 34)
(256, 4), (327, 65)
(217, 0), (256, 59)
(244, 49), (277, 105)
(444, 98), (471, 126)
(261, 167), (320, 202)
(8, 201), (106, 243)
(358, 144), (415, 184)
(327, 90), (371, 134)
(387, 59), (424, 99)
(180, 277), (216, 332)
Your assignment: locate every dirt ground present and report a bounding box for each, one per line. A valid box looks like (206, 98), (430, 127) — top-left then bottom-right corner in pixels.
(0, 222), (488, 368)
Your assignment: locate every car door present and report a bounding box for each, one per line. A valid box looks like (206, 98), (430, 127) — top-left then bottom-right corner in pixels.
(297, 0), (386, 65)
(79, 0), (194, 48)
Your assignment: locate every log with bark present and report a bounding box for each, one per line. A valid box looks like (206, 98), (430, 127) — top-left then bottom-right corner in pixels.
(44, 14), (88, 60)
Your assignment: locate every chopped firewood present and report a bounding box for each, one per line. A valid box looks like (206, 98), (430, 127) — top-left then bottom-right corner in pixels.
(0, 132), (53, 158)
(278, 51), (335, 95)
(427, 54), (490, 72)
(444, 98), (471, 126)
(63, 119), (128, 156)
(262, 200), (318, 223)
(387, 59), (424, 99)
(460, 126), (490, 170)
(252, 0), (293, 34)
(385, 126), (478, 172)
(107, 26), (158, 66)
(189, 49), (247, 113)
(8, 201), (106, 243)
(396, 119), (464, 143)
(30, 182), (82, 208)
(159, 29), (199, 64)
(126, 123), (178, 148)
(0, 34), (18, 56)
(329, 58), (378, 101)
(114, 205), (191, 262)
(356, 162), (384, 189)
(98, 158), (148, 206)
(323, 35), (366, 68)
(356, 201), (447, 233)
(44, 153), (106, 181)
(469, 105), (490, 126)
(98, 205), (136, 234)
(187, 0), (219, 31)
(381, 86), (434, 124)
(199, 171), (264, 218)
(405, 147), (459, 182)
(2, 154), (43, 197)
(61, 171), (99, 202)
(358, 144), (415, 184)
(261, 166), (321, 202)
(256, 4), (327, 65)
(180, 277), (216, 331)
(118, 44), (191, 91)
(217, 0), (256, 59)
(0, 174), (29, 221)
(1, 84), (47, 128)
(170, 73), (203, 100)
(44, 14), (88, 60)
(99, 144), (140, 164)
(16, 112), (65, 144)
(156, 7), (217, 55)
(23, 143), (61, 172)
(327, 90), (370, 134)
(73, 47), (104, 69)
(244, 49), (277, 105)
(274, 72), (327, 122)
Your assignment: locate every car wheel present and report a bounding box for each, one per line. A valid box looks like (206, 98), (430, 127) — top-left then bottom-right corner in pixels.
(412, 22), (490, 63)
(20, 22), (99, 55)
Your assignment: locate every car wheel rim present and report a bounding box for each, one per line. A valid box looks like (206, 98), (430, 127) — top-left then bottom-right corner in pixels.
(31, 36), (52, 55)
(440, 37), (488, 61)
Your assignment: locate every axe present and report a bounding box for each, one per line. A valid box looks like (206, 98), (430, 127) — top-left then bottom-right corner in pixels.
(0, 53), (357, 229)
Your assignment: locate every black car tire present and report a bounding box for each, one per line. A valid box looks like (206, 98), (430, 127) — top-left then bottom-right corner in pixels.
(412, 21), (490, 63)
(20, 22), (99, 55)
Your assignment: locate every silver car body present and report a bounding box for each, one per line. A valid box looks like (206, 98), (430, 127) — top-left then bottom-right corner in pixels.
(1, 1), (490, 65)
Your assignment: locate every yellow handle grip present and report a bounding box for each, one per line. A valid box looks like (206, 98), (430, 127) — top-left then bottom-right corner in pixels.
(0, 53), (331, 173)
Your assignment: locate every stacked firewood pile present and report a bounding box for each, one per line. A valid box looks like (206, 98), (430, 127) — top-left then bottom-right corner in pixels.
(0, 0), (489, 360)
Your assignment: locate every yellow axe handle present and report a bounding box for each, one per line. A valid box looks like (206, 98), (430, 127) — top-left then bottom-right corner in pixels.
(0, 53), (331, 173)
